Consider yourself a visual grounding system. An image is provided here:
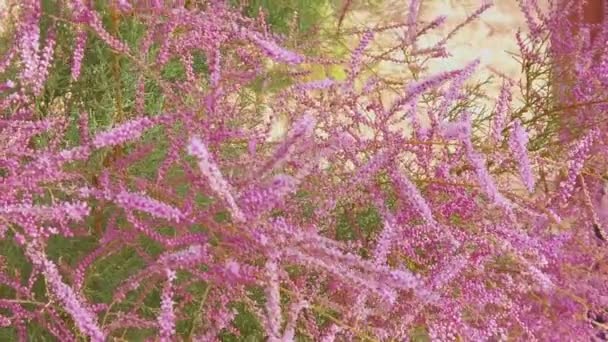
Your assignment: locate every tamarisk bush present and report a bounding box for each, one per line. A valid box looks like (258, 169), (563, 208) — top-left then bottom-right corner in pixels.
(0, 0), (607, 340)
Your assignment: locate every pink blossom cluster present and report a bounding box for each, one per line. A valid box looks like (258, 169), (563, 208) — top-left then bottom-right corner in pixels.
(0, 0), (606, 340)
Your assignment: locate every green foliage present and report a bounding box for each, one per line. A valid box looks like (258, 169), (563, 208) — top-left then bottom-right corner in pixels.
(0, 322), (58, 342)
(84, 247), (146, 303)
(335, 202), (383, 260)
(232, 0), (332, 35)
(410, 325), (431, 342)
(0, 235), (33, 284)
(47, 235), (99, 266)
(220, 302), (266, 341)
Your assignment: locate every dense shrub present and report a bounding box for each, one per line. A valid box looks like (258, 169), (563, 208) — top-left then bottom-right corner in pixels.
(0, 0), (607, 340)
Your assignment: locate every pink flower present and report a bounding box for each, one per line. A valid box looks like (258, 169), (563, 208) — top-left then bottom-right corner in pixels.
(509, 120), (535, 193)
(247, 32), (304, 65)
(25, 242), (105, 341)
(71, 28), (87, 81)
(187, 136), (244, 221)
(92, 117), (155, 148)
(264, 258), (282, 340)
(115, 190), (184, 222)
(158, 269), (176, 341)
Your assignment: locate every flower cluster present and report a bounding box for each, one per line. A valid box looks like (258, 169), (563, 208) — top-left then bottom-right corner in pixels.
(0, 0), (606, 340)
